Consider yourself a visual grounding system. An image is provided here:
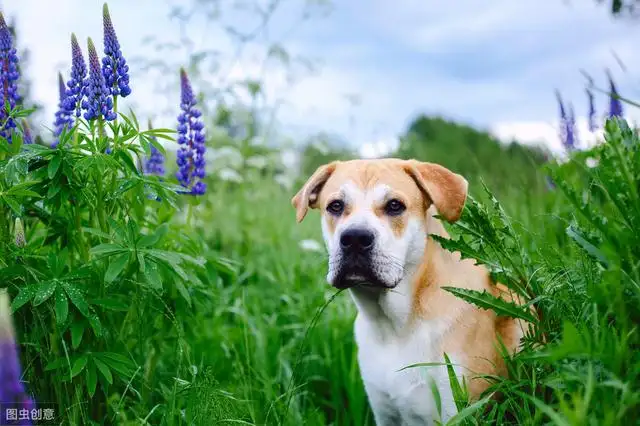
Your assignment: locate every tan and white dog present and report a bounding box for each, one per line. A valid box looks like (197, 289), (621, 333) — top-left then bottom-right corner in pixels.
(292, 158), (529, 425)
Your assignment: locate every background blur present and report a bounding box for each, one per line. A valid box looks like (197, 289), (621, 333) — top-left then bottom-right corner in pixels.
(4, 0), (640, 164)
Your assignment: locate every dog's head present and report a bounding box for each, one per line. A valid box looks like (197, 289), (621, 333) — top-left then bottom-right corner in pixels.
(292, 158), (468, 290)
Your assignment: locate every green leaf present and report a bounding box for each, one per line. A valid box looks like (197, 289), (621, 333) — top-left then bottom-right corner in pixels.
(93, 358), (113, 384)
(71, 321), (85, 349)
(63, 283), (91, 317)
(7, 188), (41, 198)
(566, 225), (609, 268)
(86, 362), (97, 397)
(116, 150), (139, 175)
(90, 243), (126, 259)
(441, 286), (537, 323)
(446, 395), (492, 425)
(91, 297), (129, 312)
(175, 282), (192, 306)
(11, 286), (34, 312)
(44, 358), (65, 372)
(33, 281), (58, 306)
(137, 223), (169, 248)
(88, 313), (103, 337)
(47, 184), (61, 199)
(55, 288), (69, 325)
(81, 227), (112, 240)
(48, 154), (62, 179)
(104, 252), (130, 283)
(4, 156), (29, 185)
(96, 352), (135, 377)
(444, 352), (467, 412)
(2, 195), (22, 215)
(143, 260), (163, 291)
(137, 251), (146, 273)
(71, 355), (88, 378)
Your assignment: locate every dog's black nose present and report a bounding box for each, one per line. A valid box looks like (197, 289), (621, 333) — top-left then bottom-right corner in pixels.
(340, 228), (375, 254)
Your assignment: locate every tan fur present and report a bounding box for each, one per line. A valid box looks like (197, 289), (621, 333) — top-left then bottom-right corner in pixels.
(292, 158), (531, 404)
(411, 208), (529, 399)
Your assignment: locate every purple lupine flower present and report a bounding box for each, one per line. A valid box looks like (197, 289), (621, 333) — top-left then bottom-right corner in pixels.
(607, 71), (623, 119)
(586, 78), (598, 132)
(82, 38), (116, 122)
(20, 119), (32, 144)
(53, 72), (73, 147)
(566, 103), (578, 151)
(0, 12), (20, 142)
(62, 34), (87, 119)
(102, 3), (131, 98)
(556, 90), (576, 152)
(176, 68), (206, 195)
(144, 120), (165, 176)
(0, 290), (35, 426)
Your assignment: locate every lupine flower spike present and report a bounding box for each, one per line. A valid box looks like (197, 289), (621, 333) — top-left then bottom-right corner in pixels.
(567, 103), (578, 151)
(82, 37), (116, 122)
(53, 72), (73, 147)
(62, 34), (87, 119)
(14, 217), (25, 247)
(585, 76), (597, 132)
(102, 3), (131, 98)
(144, 120), (165, 176)
(607, 71), (623, 119)
(176, 68), (206, 195)
(556, 90), (576, 152)
(0, 12), (20, 142)
(0, 289), (35, 426)
(20, 119), (32, 145)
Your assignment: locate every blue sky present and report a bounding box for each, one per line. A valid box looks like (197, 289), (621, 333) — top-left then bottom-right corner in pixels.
(3, 0), (640, 156)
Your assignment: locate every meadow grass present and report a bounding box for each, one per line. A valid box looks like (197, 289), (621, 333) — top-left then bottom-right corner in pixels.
(2, 114), (639, 426)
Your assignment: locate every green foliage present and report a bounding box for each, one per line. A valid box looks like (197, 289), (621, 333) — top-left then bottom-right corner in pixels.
(3, 100), (640, 425)
(433, 117), (640, 424)
(0, 106), (237, 424)
(397, 115), (549, 198)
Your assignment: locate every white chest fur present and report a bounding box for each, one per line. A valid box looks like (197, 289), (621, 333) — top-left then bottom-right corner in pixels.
(353, 309), (461, 426)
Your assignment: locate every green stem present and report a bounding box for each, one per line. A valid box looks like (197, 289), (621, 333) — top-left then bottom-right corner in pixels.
(95, 175), (108, 233)
(0, 206), (8, 261)
(187, 202), (194, 228)
(113, 95), (119, 150)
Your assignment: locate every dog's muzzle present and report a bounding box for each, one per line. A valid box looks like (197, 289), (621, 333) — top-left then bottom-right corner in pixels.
(332, 227), (392, 289)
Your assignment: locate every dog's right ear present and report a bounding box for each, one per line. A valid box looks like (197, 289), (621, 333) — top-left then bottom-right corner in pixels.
(291, 162), (338, 223)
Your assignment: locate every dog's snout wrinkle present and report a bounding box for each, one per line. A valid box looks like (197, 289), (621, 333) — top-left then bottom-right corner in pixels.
(340, 227), (375, 254)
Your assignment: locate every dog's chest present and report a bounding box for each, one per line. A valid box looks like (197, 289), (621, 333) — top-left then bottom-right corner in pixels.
(354, 316), (460, 424)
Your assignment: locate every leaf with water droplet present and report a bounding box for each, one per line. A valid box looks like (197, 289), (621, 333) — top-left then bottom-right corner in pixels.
(55, 287), (69, 325)
(33, 281), (58, 306)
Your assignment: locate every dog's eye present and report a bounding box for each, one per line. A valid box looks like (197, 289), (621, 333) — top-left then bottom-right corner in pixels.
(327, 200), (345, 215)
(384, 199), (406, 216)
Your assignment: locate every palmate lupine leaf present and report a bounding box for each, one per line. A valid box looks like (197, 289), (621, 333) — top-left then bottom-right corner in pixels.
(441, 286), (538, 323)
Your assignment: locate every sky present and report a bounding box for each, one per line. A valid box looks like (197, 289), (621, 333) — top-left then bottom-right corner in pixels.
(3, 0), (640, 158)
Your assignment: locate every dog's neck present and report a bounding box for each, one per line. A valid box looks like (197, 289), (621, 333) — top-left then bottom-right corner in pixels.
(348, 210), (454, 337)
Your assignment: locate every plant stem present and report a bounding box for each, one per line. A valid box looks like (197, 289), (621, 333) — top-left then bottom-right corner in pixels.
(0, 206), (8, 261)
(187, 202), (194, 228)
(95, 175), (108, 233)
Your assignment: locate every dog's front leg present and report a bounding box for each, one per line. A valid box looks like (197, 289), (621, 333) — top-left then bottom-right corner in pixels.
(363, 383), (402, 426)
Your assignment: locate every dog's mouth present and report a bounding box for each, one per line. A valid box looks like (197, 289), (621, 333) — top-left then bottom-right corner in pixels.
(331, 264), (396, 290)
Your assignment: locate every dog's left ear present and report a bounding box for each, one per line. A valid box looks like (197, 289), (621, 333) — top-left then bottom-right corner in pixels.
(291, 162), (338, 223)
(404, 160), (468, 223)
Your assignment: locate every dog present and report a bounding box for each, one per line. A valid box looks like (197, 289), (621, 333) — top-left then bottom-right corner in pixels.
(291, 158), (530, 425)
